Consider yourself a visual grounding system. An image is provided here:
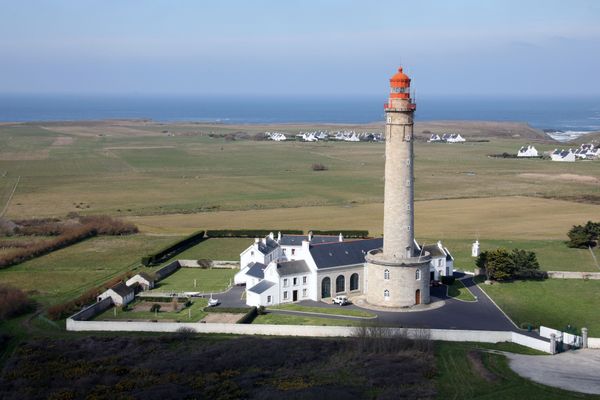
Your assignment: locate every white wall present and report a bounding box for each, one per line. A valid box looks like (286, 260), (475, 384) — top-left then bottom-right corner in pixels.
(588, 338), (600, 349)
(547, 271), (600, 280)
(511, 332), (553, 353)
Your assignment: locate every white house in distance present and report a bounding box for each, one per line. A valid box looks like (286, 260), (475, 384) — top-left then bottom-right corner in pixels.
(235, 233), (454, 307)
(428, 134), (442, 142)
(551, 149), (576, 162)
(517, 145), (539, 157)
(442, 133), (466, 143)
(97, 282), (135, 306)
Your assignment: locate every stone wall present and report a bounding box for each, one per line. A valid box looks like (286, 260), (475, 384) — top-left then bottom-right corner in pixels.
(155, 261), (180, 281)
(70, 298), (113, 321)
(547, 271), (600, 280)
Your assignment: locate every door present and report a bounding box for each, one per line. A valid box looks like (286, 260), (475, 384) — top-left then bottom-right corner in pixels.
(415, 289), (421, 305)
(293, 290), (298, 302)
(430, 271), (435, 281)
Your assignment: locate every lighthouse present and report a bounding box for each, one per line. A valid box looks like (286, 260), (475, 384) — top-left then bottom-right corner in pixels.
(365, 67), (431, 307)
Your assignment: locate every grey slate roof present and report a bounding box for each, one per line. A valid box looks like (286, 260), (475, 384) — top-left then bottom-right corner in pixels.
(279, 234), (340, 246)
(137, 272), (154, 282)
(246, 262), (266, 279)
(277, 260), (310, 276)
(309, 238), (382, 269)
(248, 280), (275, 294)
(422, 244), (446, 258)
(257, 239), (279, 255)
(111, 282), (134, 297)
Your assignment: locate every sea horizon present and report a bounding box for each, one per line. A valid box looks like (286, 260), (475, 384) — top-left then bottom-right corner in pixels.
(1, 94), (599, 141)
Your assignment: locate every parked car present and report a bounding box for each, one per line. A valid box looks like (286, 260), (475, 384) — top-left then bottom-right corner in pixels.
(207, 298), (220, 307)
(332, 295), (349, 306)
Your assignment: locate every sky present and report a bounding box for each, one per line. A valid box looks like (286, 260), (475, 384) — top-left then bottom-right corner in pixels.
(1, 0), (599, 97)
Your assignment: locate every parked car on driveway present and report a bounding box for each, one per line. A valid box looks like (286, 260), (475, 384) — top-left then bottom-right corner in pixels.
(332, 295), (349, 306)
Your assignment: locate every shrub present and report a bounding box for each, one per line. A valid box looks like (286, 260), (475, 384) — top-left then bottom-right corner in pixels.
(476, 248), (544, 281)
(197, 259), (212, 269)
(257, 306), (266, 315)
(0, 284), (34, 320)
(311, 163), (328, 171)
(150, 304), (161, 313)
(237, 307), (258, 324)
(204, 307), (250, 314)
(567, 221), (600, 248)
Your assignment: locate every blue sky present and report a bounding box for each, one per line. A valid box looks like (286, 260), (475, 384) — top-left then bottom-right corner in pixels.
(1, 0), (599, 96)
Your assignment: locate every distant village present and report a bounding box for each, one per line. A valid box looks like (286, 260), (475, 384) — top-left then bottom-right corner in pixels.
(517, 144), (600, 162)
(265, 130), (383, 142)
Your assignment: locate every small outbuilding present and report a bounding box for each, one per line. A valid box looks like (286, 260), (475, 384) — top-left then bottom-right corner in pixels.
(98, 282), (135, 306)
(126, 272), (155, 291)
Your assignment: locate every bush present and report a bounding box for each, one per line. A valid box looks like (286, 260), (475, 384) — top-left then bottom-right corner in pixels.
(310, 230), (369, 238)
(476, 248), (543, 281)
(141, 230), (207, 266)
(311, 163), (328, 171)
(257, 306), (266, 315)
(567, 221), (599, 248)
(237, 307), (258, 324)
(440, 276), (455, 285)
(0, 284), (34, 320)
(204, 307), (251, 314)
(197, 259), (212, 269)
(150, 304), (161, 313)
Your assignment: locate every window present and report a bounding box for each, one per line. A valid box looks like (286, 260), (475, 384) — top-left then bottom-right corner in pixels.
(384, 269), (390, 280)
(291, 249), (296, 255)
(251, 251), (254, 256)
(384, 289), (390, 300)
(336, 275), (345, 293)
(321, 277), (331, 298)
(283, 291), (288, 300)
(302, 288), (307, 297)
(293, 277), (297, 286)
(267, 295), (272, 303)
(283, 248), (286, 255)
(350, 273), (359, 291)
(416, 269), (421, 280)
(283, 278), (288, 287)
(302, 276), (307, 284)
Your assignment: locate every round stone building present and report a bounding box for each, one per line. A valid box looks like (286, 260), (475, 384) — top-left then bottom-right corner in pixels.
(365, 67), (431, 307)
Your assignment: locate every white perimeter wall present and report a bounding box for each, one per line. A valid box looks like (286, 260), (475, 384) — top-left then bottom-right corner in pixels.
(588, 338), (600, 349)
(547, 271), (600, 280)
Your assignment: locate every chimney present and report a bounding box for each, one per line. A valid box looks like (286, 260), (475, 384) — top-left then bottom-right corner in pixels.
(262, 237), (267, 245)
(254, 238), (260, 244)
(277, 231), (282, 242)
(269, 232), (274, 240)
(308, 231), (313, 241)
(437, 240), (443, 249)
(302, 240), (310, 254)
(339, 233), (343, 242)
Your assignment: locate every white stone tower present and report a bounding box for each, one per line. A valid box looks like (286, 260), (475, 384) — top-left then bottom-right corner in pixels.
(365, 67), (431, 307)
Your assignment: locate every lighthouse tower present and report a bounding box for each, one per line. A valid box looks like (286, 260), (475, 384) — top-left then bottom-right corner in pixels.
(365, 67), (431, 307)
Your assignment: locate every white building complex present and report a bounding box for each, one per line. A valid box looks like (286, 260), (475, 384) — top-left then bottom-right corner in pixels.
(517, 145), (539, 157)
(234, 233), (453, 307)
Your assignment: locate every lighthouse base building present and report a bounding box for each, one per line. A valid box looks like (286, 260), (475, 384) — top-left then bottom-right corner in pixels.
(235, 66), (451, 308)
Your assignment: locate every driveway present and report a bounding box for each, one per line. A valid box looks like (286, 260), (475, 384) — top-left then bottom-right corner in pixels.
(506, 349), (600, 395)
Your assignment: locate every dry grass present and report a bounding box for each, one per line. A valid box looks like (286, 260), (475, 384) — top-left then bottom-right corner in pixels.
(127, 196), (600, 240)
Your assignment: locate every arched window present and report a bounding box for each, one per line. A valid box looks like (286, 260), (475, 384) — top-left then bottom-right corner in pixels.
(384, 269), (390, 280)
(416, 269), (421, 280)
(336, 275), (345, 293)
(384, 289), (390, 300)
(350, 273), (359, 291)
(321, 277), (331, 298)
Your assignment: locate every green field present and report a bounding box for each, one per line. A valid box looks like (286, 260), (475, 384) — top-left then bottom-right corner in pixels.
(269, 303), (377, 318)
(0, 234), (178, 306)
(253, 312), (362, 326)
(447, 280), (476, 301)
(477, 278), (600, 334)
(165, 237), (249, 262)
(94, 298), (209, 322)
(148, 267), (237, 294)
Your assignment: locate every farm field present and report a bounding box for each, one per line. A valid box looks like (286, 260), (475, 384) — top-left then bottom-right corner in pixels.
(0, 234), (178, 306)
(147, 267), (236, 294)
(476, 278), (600, 334)
(94, 298), (209, 322)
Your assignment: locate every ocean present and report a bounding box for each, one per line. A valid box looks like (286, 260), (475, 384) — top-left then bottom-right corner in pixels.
(1, 95), (599, 141)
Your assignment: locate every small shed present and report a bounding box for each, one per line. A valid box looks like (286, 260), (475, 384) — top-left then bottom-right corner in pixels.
(98, 282), (135, 306)
(126, 272), (155, 291)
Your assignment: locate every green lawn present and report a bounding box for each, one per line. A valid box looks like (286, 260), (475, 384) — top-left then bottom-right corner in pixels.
(0, 234), (178, 306)
(163, 238), (249, 262)
(447, 280), (476, 301)
(269, 303), (376, 318)
(435, 341), (598, 399)
(253, 312), (362, 326)
(425, 238), (600, 272)
(148, 267), (236, 294)
(477, 278), (600, 334)
(94, 298), (209, 322)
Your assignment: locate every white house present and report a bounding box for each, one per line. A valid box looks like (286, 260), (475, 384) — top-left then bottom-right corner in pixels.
(428, 134), (442, 142)
(551, 149), (575, 162)
(236, 233), (454, 307)
(97, 282), (135, 306)
(442, 133), (466, 143)
(266, 132), (287, 141)
(517, 145), (539, 157)
(126, 272), (154, 291)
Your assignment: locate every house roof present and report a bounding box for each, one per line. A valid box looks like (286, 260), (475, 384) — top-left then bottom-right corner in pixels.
(309, 238), (382, 269)
(137, 272), (154, 282)
(277, 260), (310, 276)
(246, 262), (266, 279)
(278, 234), (340, 246)
(111, 282), (134, 297)
(248, 280), (275, 294)
(257, 239), (279, 255)
(421, 244), (447, 258)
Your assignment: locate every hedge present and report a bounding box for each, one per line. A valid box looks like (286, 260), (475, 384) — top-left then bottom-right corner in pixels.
(137, 296), (188, 303)
(203, 306), (251, 314)
(141, 230), (207, 266)
(237, 306), (258, 324)
(206, 229), (303, 238)
(310, 230), (369, 238)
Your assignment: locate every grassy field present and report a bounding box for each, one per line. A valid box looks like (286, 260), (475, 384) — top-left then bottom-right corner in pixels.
(166, 237), (249, 261)
(477, 278), (600, 334)
(0, 234), (178, 306)
(253, 312), (362, 326)
(447, 280), (476, 301)
(435, 341), (598, 399)
(94, 298), (209, 322)
(269, 303), (376, 318)
(427, 238), (600, 272)
(148, 267), (236, 294)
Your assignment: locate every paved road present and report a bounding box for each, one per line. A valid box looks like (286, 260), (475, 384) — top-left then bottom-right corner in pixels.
(506, 349), (600, 395)
(216, 274), (517, 331)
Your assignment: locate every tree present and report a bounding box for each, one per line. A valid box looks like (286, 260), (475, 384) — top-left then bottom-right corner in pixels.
(485, 248), (514, 280)
(476, 247), (546, 281)
(567, 221), (600, 248)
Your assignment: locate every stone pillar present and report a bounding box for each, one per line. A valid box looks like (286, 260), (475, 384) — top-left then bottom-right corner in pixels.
(582, 327), (588, 349)
(550, 333), (557, 355)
